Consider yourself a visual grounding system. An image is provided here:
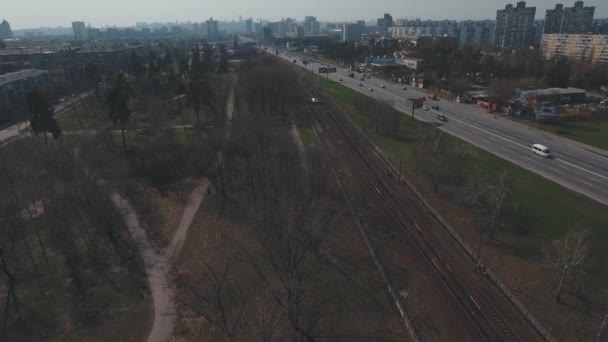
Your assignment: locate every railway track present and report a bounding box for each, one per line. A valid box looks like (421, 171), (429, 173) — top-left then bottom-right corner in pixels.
(282, 56), (525, 341)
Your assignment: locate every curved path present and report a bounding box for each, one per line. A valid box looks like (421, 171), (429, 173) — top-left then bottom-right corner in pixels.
(112, 180), (210, 342)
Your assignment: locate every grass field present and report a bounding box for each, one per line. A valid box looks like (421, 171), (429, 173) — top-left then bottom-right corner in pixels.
(314, 74), (608, 339)
(521, 118), (608, 151)
(318, 75), (608, 263)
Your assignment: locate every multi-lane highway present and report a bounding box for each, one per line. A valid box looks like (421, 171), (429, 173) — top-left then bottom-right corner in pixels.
(268, 48), (608, 206)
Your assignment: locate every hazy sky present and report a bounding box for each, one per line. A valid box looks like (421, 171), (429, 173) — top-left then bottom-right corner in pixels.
(4, 0), (608, 29)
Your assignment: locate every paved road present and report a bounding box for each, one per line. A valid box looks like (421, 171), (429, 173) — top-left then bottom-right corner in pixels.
(267, 48), (608, 206)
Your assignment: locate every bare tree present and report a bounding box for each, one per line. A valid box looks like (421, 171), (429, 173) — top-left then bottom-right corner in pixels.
(414, 126), (443, 192)
(175, 255), (253, 341)
(0, 246), (23, 329)
(544, 223), (593, 302)
(443, 137), (468, 199)
(597, 291), (608, 342)
(487, 169), (511, 239)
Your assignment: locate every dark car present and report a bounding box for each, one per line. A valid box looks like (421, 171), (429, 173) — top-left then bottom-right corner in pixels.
(436, 114), (447, 122)
(432, 105), (440, 110)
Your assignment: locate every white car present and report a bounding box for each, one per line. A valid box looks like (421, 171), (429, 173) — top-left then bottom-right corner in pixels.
(368, 87), (374, 91)
(423, 105), (429, 110)
(532, 144), (552, 158)
(311, 97), (320, 103)
(380, 84), (385, 88)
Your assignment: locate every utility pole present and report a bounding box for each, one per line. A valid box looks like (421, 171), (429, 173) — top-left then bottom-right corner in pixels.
(411, 100), (415, 119)
(474, 227), (485, 271)
(398, 159), (402, 182)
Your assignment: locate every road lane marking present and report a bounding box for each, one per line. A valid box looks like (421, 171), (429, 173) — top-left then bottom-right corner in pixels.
(557, 159), (608, 182)
(591, 177), (606, 184)
(579, 179), (595, 187)
(280, 53), (608, 184)
(428, 109), (529, 149)
(552, 168), (563, 175)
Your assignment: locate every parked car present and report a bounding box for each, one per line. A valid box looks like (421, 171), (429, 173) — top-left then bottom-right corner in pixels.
(358, 83), (363, 86)
(432, 105), (440, 110)
(423, 105), (429, 110)
(401, 86), (407, 90)
(311, 97), (320, 103)
(368, 87), (374, 92)
(380, 84), (385, 88)
(339, 78), (343, 82)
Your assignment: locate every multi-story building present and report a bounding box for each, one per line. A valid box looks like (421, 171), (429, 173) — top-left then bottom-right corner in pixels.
(533, 19), (545, 46)
(458, 20), (495, 47)
(390, 20), (460, 39)
(493, 1), (536, 49)
(342, 21), (365, 43)
(0, 20), (12, 39)
(270, 20), (288, 38)
(206, 17), (219, 40)
(72, 21), (87, 40)
(303, 16), (320, 35)
(592, 18), (608, 34)
(0, 69), (49, 123)
(377, 13), (393, 34)
(245, 19), (253, 33)
(544, 1), (595, 34)
(541, 33), (608, 63)
(286, 26), (304, 39)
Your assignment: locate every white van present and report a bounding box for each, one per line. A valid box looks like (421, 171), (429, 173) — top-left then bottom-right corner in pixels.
(532, 144), (552, 158)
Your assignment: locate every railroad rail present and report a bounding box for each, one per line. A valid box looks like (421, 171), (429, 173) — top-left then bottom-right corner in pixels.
(282, 55), (525, 341)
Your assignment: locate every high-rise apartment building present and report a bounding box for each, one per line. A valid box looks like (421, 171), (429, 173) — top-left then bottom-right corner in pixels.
(377, 13), (393, 33)
(303, 16), (319, 35)
(72, 21), (87, 40)
(541, 33), (608, 63)
(458, 20), (495, 47)
(206, 17), (219, 40)
(342, 21), (365, 43)
(544, 1), (595, 34)
(533, 19), (545, 46)
(592, 18), (608, 34)
(0, 20), (12, 39)
(245, 19), (253, 33)
(493, 1), (537, 49)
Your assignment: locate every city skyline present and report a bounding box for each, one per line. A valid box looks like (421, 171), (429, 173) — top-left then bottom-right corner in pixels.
(4, 0), (608, 30)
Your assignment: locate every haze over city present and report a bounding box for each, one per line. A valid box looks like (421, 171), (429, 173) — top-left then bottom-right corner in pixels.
(4, 0), (608, 28)
(2, 0), (608, 341)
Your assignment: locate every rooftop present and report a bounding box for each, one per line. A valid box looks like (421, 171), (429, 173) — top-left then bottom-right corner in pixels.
(77, 42), (144, 53)
(0, 69), (47, 86)
(521, 87), (586, 97)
